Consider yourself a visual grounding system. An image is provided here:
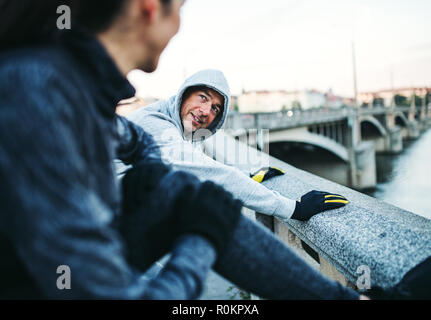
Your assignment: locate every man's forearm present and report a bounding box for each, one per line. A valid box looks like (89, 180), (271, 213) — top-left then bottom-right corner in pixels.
(143, 235), (217, 300)
(169, 158), (296, 219)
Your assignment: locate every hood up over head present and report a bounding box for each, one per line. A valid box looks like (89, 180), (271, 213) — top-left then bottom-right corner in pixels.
(169, 69), (230, 141)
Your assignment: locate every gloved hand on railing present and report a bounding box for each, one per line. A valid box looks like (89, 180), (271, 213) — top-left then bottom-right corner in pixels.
(250, 166), (285, 183)
(291, 190), (349, 221)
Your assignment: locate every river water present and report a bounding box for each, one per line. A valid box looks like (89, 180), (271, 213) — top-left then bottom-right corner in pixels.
(364, 128), (431, 220)
(270, 128), (431, 221)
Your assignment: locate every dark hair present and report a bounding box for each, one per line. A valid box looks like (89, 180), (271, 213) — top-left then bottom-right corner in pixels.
(0, 0), (64, 49)
(181, 86), (210, 105)
(70, 0), (130, 34)
(73, 0), (174, 33)
(0, 0), (173, 50)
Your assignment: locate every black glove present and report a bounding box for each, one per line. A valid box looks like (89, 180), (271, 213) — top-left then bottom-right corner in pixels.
(121, 161), (171, 213)
(291, 190), (349, 221)
(120, 165), (212, 271)
(250, 166), (285, 183)
(177, 181), (243, 256)
(120, 164), (242, 268)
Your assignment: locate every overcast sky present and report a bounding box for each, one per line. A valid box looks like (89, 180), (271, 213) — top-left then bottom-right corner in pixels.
(128, 0), (431, 99)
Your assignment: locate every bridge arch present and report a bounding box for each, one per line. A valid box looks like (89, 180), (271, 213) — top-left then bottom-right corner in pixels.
(267, 127), (349, 162)
(394, 112), (408, 127)
(359, 116), (387, 137)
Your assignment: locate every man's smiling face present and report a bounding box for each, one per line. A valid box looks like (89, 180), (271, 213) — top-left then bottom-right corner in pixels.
(180, 87), (224, 134)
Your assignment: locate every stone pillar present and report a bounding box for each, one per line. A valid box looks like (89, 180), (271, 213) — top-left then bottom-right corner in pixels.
(427, 99), (431, 127)
(346, 111), (376, 190)
(337, 123), (343, 145)
(381, 112), (403, 153)
(346, 112), (363, 189)
(385, 112), (395, 129)
(385, 126), (403, 154)
(407, 120), (420, 139)
(421, 91), (427, 120)
(408, 93), (416, 122)
(419, 91), (429, 131)
(419, 119), (429, 132)
(428, 102), (431, 127)
(352, 141), (376, 190)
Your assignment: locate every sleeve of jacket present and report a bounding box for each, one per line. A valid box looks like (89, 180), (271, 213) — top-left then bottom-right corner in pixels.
(0, 65), (212, 299)
(147, 120), (297, 220)
(115, 115), (162, 166)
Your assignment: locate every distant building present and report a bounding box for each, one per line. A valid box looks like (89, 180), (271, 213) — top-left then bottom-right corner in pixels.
(237, 89), (346, 113)
(358, 87), (430, 107)
(341, 97), (356, 108)
(325, 89), (345, 108)
(237, 90), (292, 113)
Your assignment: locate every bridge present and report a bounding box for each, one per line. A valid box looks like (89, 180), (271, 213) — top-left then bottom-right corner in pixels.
(201, 119), (431, 299)
(222, 105), (431, 190)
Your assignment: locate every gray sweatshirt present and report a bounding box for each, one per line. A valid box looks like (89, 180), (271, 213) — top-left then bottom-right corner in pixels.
(121, 69), (296, 220)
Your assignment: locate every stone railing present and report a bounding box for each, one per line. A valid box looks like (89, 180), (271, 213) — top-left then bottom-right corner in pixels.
(224, 106), (415, 131)
(225, 108), (350, 131)
(203, 130), (431, 290)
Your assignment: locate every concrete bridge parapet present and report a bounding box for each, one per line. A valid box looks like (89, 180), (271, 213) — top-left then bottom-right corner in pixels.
(203, 131), (431, 293)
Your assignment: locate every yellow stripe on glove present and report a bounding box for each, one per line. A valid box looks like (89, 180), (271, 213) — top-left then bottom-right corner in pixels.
(251, 167), (285, 183)
(324, 194), (349, 204)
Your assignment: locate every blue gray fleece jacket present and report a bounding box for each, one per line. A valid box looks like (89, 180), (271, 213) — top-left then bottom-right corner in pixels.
(0, 27), (214, 299)
(123, 70), (297, 219)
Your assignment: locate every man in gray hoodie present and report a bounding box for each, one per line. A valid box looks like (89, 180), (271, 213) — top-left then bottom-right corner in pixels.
(119, 69), (349, 222)
(115, 69), (373, 300)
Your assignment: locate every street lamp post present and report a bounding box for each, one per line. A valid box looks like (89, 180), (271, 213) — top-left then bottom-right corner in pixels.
(352, 40), (359, 109)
